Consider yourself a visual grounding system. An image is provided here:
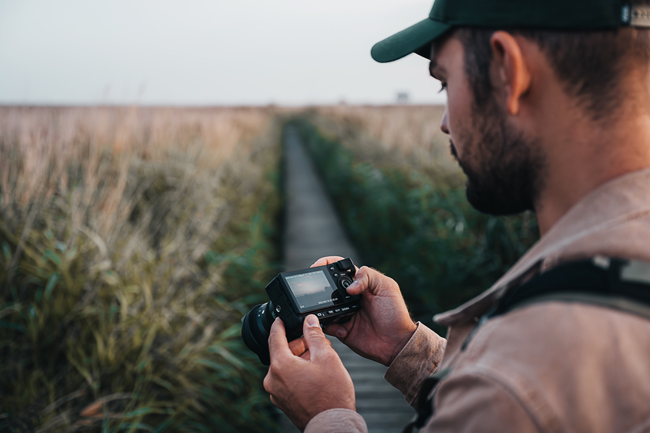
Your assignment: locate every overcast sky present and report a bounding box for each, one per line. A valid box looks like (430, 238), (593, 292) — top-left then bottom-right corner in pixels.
(0, 0), (447, 106)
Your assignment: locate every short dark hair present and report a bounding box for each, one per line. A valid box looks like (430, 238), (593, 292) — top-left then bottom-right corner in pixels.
(455, 25), (650, 120)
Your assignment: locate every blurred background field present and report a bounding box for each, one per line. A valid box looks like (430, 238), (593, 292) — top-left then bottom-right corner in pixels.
(0, 104), (539, 431)
(0, 106), (283, 432)
(313, 105), (455, 180)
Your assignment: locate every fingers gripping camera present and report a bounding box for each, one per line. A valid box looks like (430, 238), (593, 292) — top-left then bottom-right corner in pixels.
(241, 258), (362, 365)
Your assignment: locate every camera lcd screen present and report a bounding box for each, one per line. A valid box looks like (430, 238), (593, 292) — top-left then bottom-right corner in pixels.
(284, 270), (338, 313)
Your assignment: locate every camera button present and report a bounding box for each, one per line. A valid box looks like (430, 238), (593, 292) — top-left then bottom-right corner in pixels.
(328, 310), (335, 315)
(334, 308), (341, 313)
(317, 312), (325, 318)
(341, 306), (350, 312)
(333, 272), (340, 278)
(329, 266), (336, 272)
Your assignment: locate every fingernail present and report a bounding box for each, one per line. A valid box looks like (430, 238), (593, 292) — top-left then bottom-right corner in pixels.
(306, 315), (319, 327)
(336, 328), (346, 338)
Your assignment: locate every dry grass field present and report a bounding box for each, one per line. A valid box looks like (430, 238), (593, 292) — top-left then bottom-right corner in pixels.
(0, 106), (282, 432)
(312, 105), (462, 185)
(0, 106), (273, 212)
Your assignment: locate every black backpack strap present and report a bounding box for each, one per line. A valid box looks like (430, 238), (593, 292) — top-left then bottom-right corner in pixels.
(490, 257), (650, 321)
(410, 257), (650, 432)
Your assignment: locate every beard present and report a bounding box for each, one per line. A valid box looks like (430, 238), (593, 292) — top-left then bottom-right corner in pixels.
(450, 97), (546, 216)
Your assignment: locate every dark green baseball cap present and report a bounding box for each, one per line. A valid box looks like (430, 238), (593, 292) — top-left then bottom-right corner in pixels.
(371, 0), (650, 63)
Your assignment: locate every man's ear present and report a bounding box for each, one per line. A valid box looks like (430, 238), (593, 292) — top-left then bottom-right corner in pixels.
(490, 31), (531, 115)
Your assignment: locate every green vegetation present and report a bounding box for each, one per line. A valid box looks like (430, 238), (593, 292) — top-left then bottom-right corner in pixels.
(291, 116), (539, 329)
(0, 107), (282, 432)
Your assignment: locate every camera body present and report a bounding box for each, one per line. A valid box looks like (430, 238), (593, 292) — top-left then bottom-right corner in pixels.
(267, 257), (360, 340)
(241, 258), (361, 365)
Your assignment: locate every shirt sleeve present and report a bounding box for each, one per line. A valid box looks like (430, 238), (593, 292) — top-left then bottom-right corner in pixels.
(425, 370), (538, 433)
(384, 323), (447, 405)
(304, 408), (368, 433)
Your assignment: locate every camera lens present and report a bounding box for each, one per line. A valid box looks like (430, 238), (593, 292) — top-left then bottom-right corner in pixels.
(241, 302), (275, 366)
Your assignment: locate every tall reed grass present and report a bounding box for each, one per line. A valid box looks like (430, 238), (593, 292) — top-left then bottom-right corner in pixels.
(312, 105), (460, 186)
(0, 106), (281, 432)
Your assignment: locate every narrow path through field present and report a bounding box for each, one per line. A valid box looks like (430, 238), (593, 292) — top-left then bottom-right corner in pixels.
(280, 126), (415, 433)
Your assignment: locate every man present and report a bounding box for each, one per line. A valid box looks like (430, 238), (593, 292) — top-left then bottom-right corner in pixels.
(264, 0), (650, 431)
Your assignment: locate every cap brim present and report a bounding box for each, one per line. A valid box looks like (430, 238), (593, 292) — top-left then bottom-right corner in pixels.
(371, 18), (452, 63)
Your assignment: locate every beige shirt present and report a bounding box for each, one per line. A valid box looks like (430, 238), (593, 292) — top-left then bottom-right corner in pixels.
(306, 168), (650, 433)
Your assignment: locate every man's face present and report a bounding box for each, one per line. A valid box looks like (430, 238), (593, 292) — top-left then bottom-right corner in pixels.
(430, 36), (545, 216)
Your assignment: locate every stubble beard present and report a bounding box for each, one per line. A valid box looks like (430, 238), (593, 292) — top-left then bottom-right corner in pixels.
(450, 97), (546, 216)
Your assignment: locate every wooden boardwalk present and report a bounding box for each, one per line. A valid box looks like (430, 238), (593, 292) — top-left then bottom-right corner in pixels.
(280, 126), (415, 432)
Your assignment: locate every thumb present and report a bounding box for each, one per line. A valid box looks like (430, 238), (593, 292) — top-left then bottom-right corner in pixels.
(346, 266), (398, 297)
(345, 266), (373, 296)
(302, 315), (331, 359)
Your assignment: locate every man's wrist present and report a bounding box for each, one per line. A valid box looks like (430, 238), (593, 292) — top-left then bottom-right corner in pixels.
(387, 321), (419, 366)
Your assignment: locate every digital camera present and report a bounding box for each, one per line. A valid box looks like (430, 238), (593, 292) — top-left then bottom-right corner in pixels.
(241, 258), (361, 365)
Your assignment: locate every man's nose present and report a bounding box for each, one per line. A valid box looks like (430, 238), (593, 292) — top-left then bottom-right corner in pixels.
(440, 108), (450, 135)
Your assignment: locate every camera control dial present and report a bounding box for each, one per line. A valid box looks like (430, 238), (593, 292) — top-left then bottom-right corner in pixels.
(340, 277), (352, 289)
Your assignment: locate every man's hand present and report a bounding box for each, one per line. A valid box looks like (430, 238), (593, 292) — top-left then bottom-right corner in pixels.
(263, 315), (355, 431)
(312, 256), (417, 366)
